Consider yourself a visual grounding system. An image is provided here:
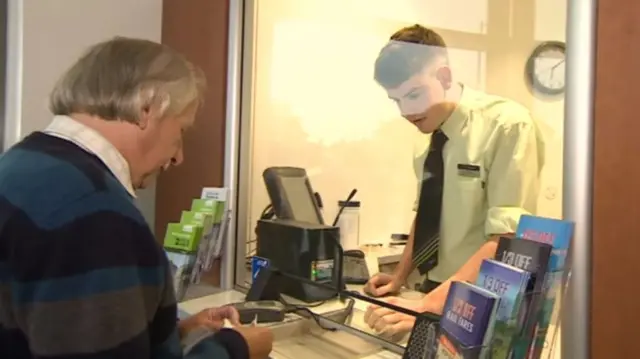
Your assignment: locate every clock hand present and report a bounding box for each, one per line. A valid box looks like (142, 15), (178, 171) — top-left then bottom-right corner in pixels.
(550, 59), (565, 84)
(551, 59), (565, 70)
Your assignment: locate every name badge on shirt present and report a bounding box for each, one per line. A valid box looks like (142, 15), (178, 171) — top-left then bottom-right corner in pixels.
(457, 164), (481, 178)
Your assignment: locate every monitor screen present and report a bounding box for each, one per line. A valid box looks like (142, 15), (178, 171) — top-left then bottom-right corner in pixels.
(263, 167), (323, 224)
(279, 176), (321, 224)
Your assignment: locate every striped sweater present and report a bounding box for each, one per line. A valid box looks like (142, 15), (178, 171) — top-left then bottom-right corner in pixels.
(0, 132), (247, 359)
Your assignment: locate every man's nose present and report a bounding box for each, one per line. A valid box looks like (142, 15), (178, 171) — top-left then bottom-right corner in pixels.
(397, 101), (412, 116)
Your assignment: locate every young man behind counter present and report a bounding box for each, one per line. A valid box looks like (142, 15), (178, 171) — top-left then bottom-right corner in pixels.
(363, 25), (545, 336)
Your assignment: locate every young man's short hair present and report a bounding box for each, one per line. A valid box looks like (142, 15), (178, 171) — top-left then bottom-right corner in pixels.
(374, 25), (448, 89)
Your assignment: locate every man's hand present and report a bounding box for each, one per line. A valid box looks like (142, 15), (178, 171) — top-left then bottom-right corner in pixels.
(233, 326), (274, 359)
(178, 306), (241, 337)
(363, 297), (422, 340)
(363, 273), (402, 297)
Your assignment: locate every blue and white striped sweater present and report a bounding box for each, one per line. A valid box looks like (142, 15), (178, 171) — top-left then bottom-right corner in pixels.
(0, 132), (244, 359)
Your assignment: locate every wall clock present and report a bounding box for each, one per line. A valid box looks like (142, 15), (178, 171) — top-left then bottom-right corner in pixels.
(525, 41), (566, 97)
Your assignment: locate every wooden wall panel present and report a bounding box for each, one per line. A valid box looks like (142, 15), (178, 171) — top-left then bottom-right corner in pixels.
(592, 1), (640, 357)
(156, 0), (230, 285)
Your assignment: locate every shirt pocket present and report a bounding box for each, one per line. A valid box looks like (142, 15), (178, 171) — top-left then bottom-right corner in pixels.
(454, 170), (486, 221)
(456, 176), (484, 189)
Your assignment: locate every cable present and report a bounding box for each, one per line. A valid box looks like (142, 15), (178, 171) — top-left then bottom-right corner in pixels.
(279, 295), (355, 332)
(279, 295), (333, 330)
(260, 203), (272, 218)
(313, 192), (323, 210)
(245, 202), (276, 264)
(279, 294), (325, 308)
(289, 307), (336, 331)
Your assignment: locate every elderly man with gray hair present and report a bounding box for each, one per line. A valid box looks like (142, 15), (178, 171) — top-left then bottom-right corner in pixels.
(0, 37), (272, 359)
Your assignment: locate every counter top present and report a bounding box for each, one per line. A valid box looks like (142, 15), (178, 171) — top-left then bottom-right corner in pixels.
(179, 285), (409, 358)
(178, 284), (420, 320)
(178, 286), (561, 359)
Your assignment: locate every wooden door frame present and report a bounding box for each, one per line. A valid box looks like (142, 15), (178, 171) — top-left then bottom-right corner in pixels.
(588, 0), (640, 358)
(156, 0), (231, 287)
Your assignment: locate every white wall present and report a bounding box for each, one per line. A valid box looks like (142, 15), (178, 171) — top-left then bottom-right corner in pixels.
(4, 0), (163, 228)
(242, 0), (567, 252)
(531, 0), (567, 221)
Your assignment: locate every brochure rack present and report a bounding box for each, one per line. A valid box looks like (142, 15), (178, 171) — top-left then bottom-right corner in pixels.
(402, 271), (569, 359)
(164, 187), (231, 302)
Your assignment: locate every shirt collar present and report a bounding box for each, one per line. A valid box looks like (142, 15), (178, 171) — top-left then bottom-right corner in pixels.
(439, 84), (473, 139)
(43, 115), (137, 197)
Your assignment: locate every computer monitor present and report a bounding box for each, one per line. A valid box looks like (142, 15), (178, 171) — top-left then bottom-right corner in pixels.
(262, 167), (324, 224)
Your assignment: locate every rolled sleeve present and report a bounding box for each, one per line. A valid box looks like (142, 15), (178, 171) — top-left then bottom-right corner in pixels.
(485, 118), (544, 236)
(486, 206), (530, 236)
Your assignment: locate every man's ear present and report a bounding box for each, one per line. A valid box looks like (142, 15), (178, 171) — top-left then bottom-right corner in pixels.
(138, 106), (152, 130)
(436, 66), (453, 91)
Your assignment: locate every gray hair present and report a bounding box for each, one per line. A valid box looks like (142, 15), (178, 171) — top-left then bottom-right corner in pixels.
(49, 36), (206, 123)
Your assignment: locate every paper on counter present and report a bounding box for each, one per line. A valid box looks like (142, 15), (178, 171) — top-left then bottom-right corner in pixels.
(222, 317), (258, 329)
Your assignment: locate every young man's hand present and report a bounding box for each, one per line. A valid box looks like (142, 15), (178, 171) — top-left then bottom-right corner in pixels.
(363, 272), (402, 297)
(363, 296), (445, 340)
(362, 297), (417, 341)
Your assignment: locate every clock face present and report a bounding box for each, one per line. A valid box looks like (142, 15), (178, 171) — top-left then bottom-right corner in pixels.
(526, 42), (566, 97)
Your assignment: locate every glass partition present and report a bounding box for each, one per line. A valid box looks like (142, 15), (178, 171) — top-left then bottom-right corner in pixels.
(0, 0), (8, 151)
(235, 0), (568, 356)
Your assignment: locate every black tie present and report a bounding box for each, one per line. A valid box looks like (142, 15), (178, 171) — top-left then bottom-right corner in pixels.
(412, 130), (448, 275)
